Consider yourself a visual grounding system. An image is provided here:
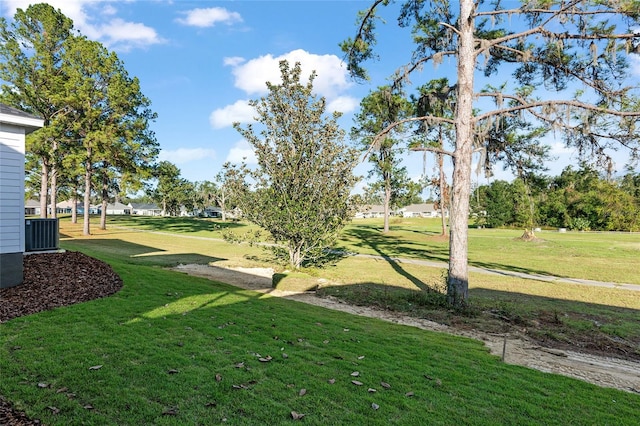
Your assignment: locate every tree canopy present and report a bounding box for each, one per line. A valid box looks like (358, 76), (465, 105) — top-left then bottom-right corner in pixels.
(343, 0), (640, 306)
(229, 60), (360, 268)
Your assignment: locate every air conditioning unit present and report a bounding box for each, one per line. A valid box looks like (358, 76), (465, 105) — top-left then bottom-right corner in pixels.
(25, 218), (59, 252)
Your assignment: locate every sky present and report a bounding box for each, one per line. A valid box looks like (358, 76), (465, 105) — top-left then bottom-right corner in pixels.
(2, 0), (640, 194)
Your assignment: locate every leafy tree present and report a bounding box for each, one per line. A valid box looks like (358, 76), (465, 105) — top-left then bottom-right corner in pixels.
(150, 161), (194, 216)
(230, 60), (360, 268)
(342, 0), (640, 306)
(482, 180), (515, 227)
(61, 36), (157, 234)
(410, 78), (457, 235)
(351, 87), (412, 232)
(0, 3), (74, 218)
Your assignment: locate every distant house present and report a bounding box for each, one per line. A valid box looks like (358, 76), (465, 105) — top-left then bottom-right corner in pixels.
(130, 203), (162, 216)
(355, 204), (388, 219)
(54, 199), (82, 214)
(0, 103), (44, 288)
(106, 202), (131, 215)
(400, 203), (447, 218)
(25, 199), (41, 216)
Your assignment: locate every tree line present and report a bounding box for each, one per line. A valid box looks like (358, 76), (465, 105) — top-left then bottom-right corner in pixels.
(474, 165), (640, 232)
(1, 4), (158, 235)
(2, 2), (640, 308)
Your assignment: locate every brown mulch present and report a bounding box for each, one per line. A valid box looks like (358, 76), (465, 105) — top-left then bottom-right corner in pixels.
(0, 251), (122, 425)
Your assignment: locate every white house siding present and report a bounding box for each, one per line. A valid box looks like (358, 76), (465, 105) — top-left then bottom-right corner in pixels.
(0, 126), (25, 252)
(0, 105), (43, 288)
(0, 125), (26, 288)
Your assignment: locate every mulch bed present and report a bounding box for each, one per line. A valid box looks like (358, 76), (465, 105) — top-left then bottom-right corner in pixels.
(0, 251), (122, 425)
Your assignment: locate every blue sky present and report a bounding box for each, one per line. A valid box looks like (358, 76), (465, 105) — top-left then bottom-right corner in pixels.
(2, 1), (639, 193)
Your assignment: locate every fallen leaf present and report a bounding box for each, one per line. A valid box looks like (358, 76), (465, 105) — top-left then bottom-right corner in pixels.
(405, 391), (414, 397)
(424, 374), (434, 380)
(299, 388), (307, 396)
(350, 371), (360, 377)
(352, 380), (363, 386)
(56, 387), (68, 394)
(380, 382), (391, 389)
(291, 411), (305, 420)
(167, 369), (179, 374)
(177, 342), (184, 347)
(372, 403), (380, 410)
(357, 355), (365, 360)
(47, 406), (60, 414)
(343, 328), (350, 332)
(323, 340), (330, 344)
(258, 356), (272, 362)
(205, 401), (217, 407)
(88, 365), (103, 371)
(66, 393), (76, 399)
(215, 373), (222, 382)
(282, 353), (289, 359)
(83, 404), (94, 410)
(37, 383), (49, 388)
(235, 362), (245, 368)
(328, 378), (336, 384)
(162, 407), (178, 416)
(368, 388), (377, 393)
(435, 378), (442, 386)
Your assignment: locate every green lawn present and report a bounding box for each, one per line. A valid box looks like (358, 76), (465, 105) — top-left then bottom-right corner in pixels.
(2, 215), (638, 424)
(1, 251), (637, 425)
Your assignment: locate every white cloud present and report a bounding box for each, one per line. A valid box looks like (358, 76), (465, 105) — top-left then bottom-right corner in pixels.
(95, 19), (164, 52)
(223, 56), (245, 67)
(630, 53), (640, 77)
(227, 49), (352, 98)
(549, 141), (574, 155)
(213, 49), (354, 129)
(158, 148), (216, 165)
(2, 0), (164, 52)
(226, 140), (257, 164)
(176, 7), (242, 28)
(209, 100), (256, 129)
(327, 96), (358, 115)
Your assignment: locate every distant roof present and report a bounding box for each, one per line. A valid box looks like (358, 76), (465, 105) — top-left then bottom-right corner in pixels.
(130, 203), (160, 210)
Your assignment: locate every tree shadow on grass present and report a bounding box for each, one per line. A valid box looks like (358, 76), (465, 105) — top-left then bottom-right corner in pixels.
(108, 215), (246, 234)
(340, 228), (448, 292)
(61, 238), (224, 267)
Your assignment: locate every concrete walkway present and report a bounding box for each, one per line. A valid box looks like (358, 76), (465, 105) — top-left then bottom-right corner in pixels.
(352, 253), (640, 292)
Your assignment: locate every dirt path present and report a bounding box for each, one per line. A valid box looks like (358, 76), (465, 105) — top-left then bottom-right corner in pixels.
(173, 263), (640, 395)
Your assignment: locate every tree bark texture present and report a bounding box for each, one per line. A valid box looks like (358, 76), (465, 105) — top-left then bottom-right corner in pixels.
(447, 0), (475, 306)
(39, 162), (48, 218)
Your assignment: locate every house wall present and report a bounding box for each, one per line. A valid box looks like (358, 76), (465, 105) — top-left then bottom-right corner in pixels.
(0, 124), (26, 288)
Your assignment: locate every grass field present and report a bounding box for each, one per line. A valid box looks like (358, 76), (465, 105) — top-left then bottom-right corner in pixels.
(1, 215), (638, 424)
(63, 216), (640, 354)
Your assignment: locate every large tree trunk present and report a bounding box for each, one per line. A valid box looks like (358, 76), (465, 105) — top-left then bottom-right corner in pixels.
(447, 0), (476, 306)
(71, 190), (78, 224)
(100, 168), (108, 230)
(50, 166), (57, 219)
(83, 153), (92, 236)
(438, 152), (448, 237)
(383, 178), (391, 233)
(49, 140), (58, 219)
(40, 161), (48, 218)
